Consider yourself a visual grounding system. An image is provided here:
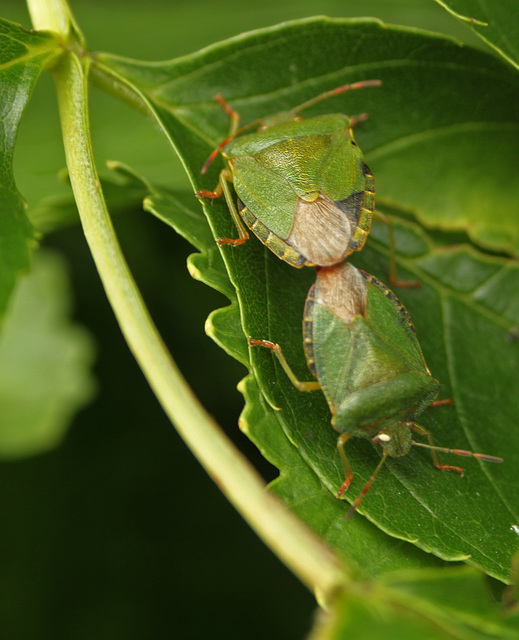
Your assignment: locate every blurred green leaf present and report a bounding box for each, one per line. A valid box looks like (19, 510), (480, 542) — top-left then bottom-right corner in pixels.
(311, 566), (519, 640)
(435, 0), (519, 69)
(383, 567), (519, 638)
(0, 19), (59, 322)
(0, 250), (96, 458)
(310, 594), (459, 640)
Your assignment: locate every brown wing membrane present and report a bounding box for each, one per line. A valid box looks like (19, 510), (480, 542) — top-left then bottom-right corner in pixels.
(313, 262), (368, 325)
(287, 194), (354, 266)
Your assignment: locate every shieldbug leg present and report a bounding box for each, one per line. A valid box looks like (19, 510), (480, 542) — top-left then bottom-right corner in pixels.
(248, 339), (321, 392)
(214, 93), (241, 136)
(203, 95), (245, 173)
(213, 94), (262, 139)
(344, 450), (389, 520)
(349, 112), (370, 127)
(217, 168), (250, 246)
(198, 169), (250, 246)
(290, 79), (382, 117)
(373, 210), (421, 288)
(409, 423), (503, 475)
(336, 433), (354, 497)
(430, 398), (454, 408)
(201, 97), (263, 174)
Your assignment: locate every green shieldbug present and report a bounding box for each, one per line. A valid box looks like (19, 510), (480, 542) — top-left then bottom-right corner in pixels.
(249, 261), (502, 518)
(197, 81), (380, 268)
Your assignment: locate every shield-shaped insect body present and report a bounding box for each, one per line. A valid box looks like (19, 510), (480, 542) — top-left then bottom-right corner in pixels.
(226, 115), (374, 266)
(250, 262), (502, 517)
(304, 262), (439, 442)
(198, 82), (379, 267)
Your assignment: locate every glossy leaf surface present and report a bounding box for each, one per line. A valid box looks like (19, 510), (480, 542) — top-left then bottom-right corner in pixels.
(143, 173), (518, 583)
(95, 18), (519, 257)
(94, 19), (519, 581)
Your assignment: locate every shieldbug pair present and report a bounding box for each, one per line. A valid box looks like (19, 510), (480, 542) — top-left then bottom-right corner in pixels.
(197, 84), (502, 517)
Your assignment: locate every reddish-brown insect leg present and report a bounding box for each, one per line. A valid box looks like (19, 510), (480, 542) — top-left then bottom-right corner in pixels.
(336, 433), (353, 497)
(410, 421), (502, 477)
(349, 112), (369, 127)
(430, 398), (454, 408)
(344, 450), (388, 520)
(197, 188), (222, 199)
(217, 236), (249, 247)
(433, 462), (465, 477)
(345, 479), (373, 520)
(248, 339), (321, 393)
(390, 277), (421, 289)
(214, 93), (240, 124)
(248, 339), (275, 349)
(336, 475), (353, 498)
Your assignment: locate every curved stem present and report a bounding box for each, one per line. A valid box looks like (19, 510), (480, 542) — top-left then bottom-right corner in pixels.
(50, 49), (344, 600)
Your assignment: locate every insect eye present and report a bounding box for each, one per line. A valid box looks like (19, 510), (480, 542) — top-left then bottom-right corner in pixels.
(373, 433), (391, 444)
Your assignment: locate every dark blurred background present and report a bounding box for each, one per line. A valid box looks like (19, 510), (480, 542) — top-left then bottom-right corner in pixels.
(0, 2), (480, 638)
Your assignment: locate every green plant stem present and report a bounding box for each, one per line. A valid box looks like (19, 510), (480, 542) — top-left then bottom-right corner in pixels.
(39, 17), (344, 601)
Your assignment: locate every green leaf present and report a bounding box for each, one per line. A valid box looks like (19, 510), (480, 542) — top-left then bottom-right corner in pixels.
(239, 374), (447, 577)
(92, 20), (519, 580)
(0, 250), (96, 458)
(383, 567), (519, 638)
(435, 0), (519, 70)
(27, 162), (151, 233)
(105, 161), (238, 305)
(310, 594), (459, 640)
(141, 167), (449, 577)
(143, 170), (518, 582)
(0, 18), (59, 321)
(311, 566), (519, 640)
(237, 220), (518, 583)
(94, 18), (519, 257)
(141, 169), (450, 576)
